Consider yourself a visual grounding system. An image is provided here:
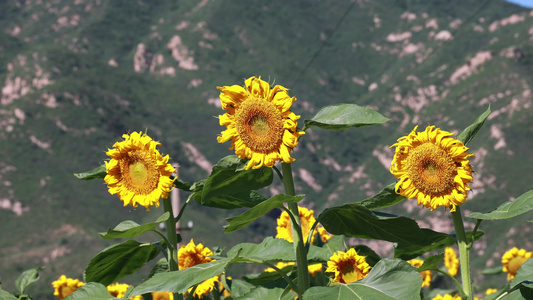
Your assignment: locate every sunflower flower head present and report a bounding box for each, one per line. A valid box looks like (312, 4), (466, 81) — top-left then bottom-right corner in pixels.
(408, 258), (432, 287)
(390, 125), (474, 212)
(444, 247), (459, 277)
(52, 275), (85, 300)
(217, 76), (305, 170)
(326, 248), (371, 283)
(104, 131), (176, 210)
(152, 291), (174, 300)
(106, 283), (142, 300)
(431, 294), (462, 300)
(178, 239), (219, 298)
(502, 247), (532, 280)
(485, 288), (498, 295)
(276, 206), (318, 244)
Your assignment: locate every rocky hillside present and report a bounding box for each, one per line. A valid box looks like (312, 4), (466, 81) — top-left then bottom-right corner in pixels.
(1, 0), (532, 297)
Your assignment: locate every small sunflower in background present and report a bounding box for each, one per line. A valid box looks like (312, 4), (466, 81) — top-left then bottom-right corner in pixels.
(104, 131), (176, 210)
(276, 206), (330, 244)
(408, 258), (432, 287)
(502, 247), (532, 280)
(217, 76), (304, 170)
(326, 248), (371, 283)
(52, 275), (85, 300)
(390, 125), (474, 212)
(444, 247), (459, 277)
(485, 288), (498, 295)
(178, 239), (219, 299)
(152, 291), (174, 300)
(106, 283), (142, 300)
(431, 294), (462, 300)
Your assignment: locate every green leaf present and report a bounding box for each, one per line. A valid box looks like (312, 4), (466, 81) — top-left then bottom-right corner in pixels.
(174, 178), (191, 191)
(511, 258), (533, 298)
(131, 257), (233, 296)
(243, 264), (296, 287)
(0, 289), (18, 300)
(15, 266), (44, 294)
(303, 104), (389, 131)
(238, 286), (297, 300)
(455, 105), (491, 146)
(147, 258), (169, 279)
(226, 279), (255, 299)
(394, 230), (483, 260)
(416, 254), (444, 272)
(308, 237), (345, 262)
(466, 189), (533, 220)
(65, 282), (114, 300)
(99, 212), (169, 240)
(224, 194), (304, 233)
(195, 155), (273, 209)
(305, 259), (421, 300)
(74, 165), (106, 180)
(481, 266), (504, 275)
(351, 245), (381, 267)
(357, 183), (406, 210)
(227, 237), (296, 262)
(318, 203), (445, 246)
(84, 240), (160, 286)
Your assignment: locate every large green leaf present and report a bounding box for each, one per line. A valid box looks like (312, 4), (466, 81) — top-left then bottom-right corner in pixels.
(318, 203), (446, 246)
(242, 264), (296, 288)
(304, 259), (421, 300)
(227, 237), (296, 262)
(224, 194), (304, 233)
(15, 266), (44, 294)
(131, 257), (233, 296)
(455, 105), (491, 146)
(99, 212), (169, 239)
(0, 289), (18, 300)
(394, 230), (484, 260)
(303, 104), (389, 131)
(308, 236), (345, 262)
(74, 165), (106, 180)
(238, 286), (297, 300)
(194, 155), (273, 209)
(357, 182), (406, 209)
(84, 240), (160, 286)
(466, 189), (533, 220)
(65, 282), (115, 300)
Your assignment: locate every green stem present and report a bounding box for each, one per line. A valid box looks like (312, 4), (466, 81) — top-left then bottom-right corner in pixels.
(451, 206), (472, 300)
(436, 269), (465, 298)
(162, 196), (181, 299)
(281, 163), (309, 297)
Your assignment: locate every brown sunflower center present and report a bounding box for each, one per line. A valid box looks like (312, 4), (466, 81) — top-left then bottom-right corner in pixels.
(120, 150), (159, 195)
(340, 260), (363, 283)
(508, 256), (529, 275)
(406, 143), (457, 196)
(235, 98), (284, 153)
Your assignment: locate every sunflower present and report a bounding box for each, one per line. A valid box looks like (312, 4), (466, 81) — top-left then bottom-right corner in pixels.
(408, 258), (432, 287)
(264, 261), (322, 276)
(152, 291), (174, 300)
(485, 288), (498, 295)
(276, 206), (318, 244)
(217, 76), (304, 170)
(318, 225), (333, 243)
(106, 283), (142, 300)
(444, 247), (459, 277)
(326, 248), (371, 283)
(390, 125), (474, 212)
(502, 247), (532, 280)
(104, 131), (176, 210)
(308, 263), (323, 276)
(431, 294), (461, 300)
(178, 239), (219, 299)
(52, 275), (85, 300)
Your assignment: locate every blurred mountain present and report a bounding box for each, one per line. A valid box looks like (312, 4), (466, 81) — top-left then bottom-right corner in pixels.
(1, 0), (532, 297)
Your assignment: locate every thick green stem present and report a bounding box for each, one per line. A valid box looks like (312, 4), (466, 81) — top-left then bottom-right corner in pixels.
(162, 196), (181, 299)
(281, 163), (309, 296)
(451, 206), (472, 300)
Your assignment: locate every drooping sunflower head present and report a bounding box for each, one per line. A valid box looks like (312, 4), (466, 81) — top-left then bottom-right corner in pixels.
(326, 248), (371, 283)
(152, 291), (174, 300)
(217, 76), (305, 170)
(444, 247), (459, 277)
(276, 206), (318, 244)
(106, 283), (142, 300)
(502, 247), (532, 280)
(390, 125), (474, 212)
(178, 239), (219, 298)
(408, 258), (432, 288)
(104, 131), (176, 210)
(52, 275), (85, 300)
